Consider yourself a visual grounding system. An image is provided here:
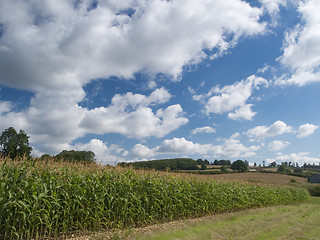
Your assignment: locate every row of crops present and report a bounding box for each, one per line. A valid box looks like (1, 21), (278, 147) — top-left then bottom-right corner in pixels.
(0, 160), (310, 239)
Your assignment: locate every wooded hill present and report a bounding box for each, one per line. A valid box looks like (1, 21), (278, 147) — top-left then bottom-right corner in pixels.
(119, 158), (200, 170)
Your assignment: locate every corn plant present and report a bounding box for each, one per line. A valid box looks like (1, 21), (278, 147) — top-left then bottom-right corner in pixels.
(0, 159), (310, 239)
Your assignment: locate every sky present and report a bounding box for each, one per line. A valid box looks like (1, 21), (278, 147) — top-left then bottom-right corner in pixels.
(1, 0), (320, 166)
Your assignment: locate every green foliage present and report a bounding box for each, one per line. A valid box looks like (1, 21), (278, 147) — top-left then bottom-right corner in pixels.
(220, 166), (227, 172)
(294, 168), (303, 173)
(0, 127), (32, 159)
(126, 158), (199, 171)
(55, 150), (95, 163)
(200, 163), (207, 170)
(196, 159), (210, 165)
(307, 185), (320, 197)
(270, 161), (277, 167)
(277, 164), (287, 172)
(231, 160), (248, 172)
(0, 160), (310, 239)
(213, 160), (231, 166)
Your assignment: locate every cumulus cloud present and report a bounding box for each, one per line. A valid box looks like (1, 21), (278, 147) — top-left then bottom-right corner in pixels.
(72, 139), (125, 164)
(0, 88), (188, 155)
(132, 136), (260, 159)
(276, 0), (320, 86)
(0, 0), (267, 156)
(247, 120), (293, 139)
(266, 152), (320, 165)
(268, 140), (290, 151)
(191, 126), (216, 135)
(80, 89), (188, 139)
(259, 0), (286, 25)
(297, 123), (318, 138)
(205, 75), (268, 120)
(0, 0), (266, 91)
(131, 144), (158, 159)
(0, 101), (11, 114)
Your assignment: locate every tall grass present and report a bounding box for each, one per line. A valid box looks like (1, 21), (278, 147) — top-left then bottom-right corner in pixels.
(0, 159), (310, 239)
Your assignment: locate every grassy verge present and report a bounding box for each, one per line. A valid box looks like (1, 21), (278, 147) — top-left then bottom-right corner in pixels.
(133, 197), (320, 240)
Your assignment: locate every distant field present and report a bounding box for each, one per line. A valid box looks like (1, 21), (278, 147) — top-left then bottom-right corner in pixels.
(207, 172), (308, 185)
(136, 169), (310, 187)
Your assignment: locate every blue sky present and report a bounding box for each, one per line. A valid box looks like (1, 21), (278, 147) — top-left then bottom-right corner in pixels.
(1, 0), (320, 165)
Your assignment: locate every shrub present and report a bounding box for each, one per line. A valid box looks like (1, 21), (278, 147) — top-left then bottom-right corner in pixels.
(307, 185), (320, 197)
(277, 164), (287, 172)
(231, 160), (248, 172)
(294, 168), (303, 173)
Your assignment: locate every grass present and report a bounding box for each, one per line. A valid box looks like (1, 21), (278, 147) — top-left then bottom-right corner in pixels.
(0, 159), (311, 239)
(133, 197), (320, 240)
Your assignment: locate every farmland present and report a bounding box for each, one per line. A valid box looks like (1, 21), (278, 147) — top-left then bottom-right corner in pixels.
(0, 158), (312, 239)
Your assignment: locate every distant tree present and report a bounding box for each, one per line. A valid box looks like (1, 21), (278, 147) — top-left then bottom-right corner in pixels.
(0, 127), (32, 159)
(200, 163), (207, 170)
(277, 164), (287, 172)
(204, 159), (210, 165)
(294, 168), (303, 173)
(244, 160), (249, 166)
(254, 162), (257, 167)
(270, 162), (277, 167)
(231, 160), (248, 172)
(196, 159), (204, 165)
(128, 158), (199, 171)
(40, 154), (53, 161)
(214, 160), (231, 165)
(55, 150), (95, 163)
(220, 165), (227, 172)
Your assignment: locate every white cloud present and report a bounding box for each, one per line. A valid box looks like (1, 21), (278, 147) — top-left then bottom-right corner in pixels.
(0, 101), (11, 115)
(0, 0), (266, 91)
(131, 136), (260, 159)
(191, 126), (216, 135)
(268, 140), (290, 151)
(0, 88), (188, 155)
(131, 144), (158, 158)
(80, 88), (188, 139)
(297, 123), (318, 138)
(72, 139), (125, 165)
(247, 120), (293, 139)
(205, 75), (268, 120)
(266, 152), (320, 165)
(228, 104), (257, 121)
(276, 0), (320, 86)
(259, 0), (286, 25)
(0, 0), (266, 156)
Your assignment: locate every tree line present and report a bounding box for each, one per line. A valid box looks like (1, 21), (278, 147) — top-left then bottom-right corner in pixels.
(0, 127), (95, 163)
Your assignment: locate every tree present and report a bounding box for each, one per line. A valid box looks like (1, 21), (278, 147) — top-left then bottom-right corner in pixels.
(220, 165), (227, 172)
(200, 163), (207, 170)
(0, 127), (32, 159)
(55, 150), (95, 163)
(270, 161), (277, 167)
(277, 164), (287, 172)
(231, 160), (248, 172)
(294, 168), (303, 173)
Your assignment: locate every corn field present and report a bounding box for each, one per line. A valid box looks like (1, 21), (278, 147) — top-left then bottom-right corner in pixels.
(0, 160), (310, 239)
